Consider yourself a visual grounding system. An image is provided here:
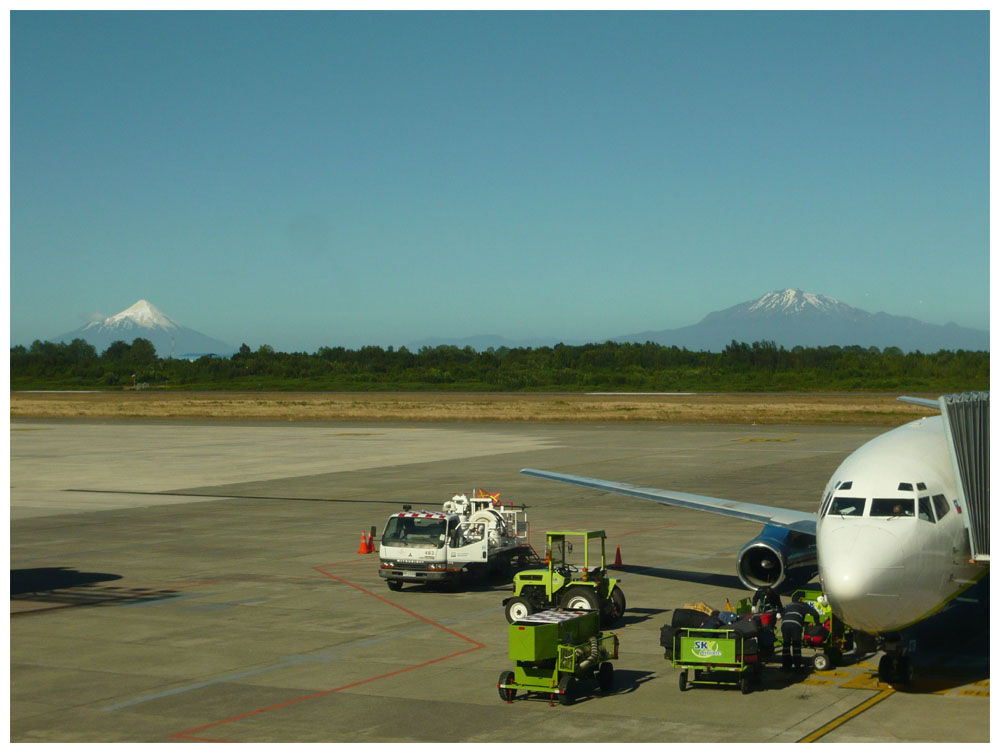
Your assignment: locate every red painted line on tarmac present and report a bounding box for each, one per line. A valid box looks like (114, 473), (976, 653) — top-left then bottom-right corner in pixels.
(169, 565), (485, 742)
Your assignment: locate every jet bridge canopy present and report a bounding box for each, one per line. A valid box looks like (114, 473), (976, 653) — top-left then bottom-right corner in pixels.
(939, 392), (990, 562)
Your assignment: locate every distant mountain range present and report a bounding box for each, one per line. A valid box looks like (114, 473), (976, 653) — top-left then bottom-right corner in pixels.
(54, 300), (235, 358)
(410, 289), (989, 353)
(50, 290), (987, 357)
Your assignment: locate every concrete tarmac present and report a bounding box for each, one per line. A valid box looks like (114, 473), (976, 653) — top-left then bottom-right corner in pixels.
(10, 419), (989, 743)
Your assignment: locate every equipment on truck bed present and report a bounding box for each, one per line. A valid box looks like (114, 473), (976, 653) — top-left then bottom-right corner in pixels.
(497, 609), (618, 706)
(502, 530), (626, 627)
(379, 489), (538, 590)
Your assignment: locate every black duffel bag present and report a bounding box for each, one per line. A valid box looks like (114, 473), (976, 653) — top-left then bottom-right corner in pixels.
(659, 624), (680, 659)
(671, 608), (711, 628)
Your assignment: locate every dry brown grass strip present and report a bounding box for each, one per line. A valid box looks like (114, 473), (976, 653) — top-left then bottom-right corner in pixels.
(10, 391), (938, 425)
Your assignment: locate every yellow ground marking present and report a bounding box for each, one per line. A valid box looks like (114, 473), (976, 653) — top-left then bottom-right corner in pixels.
(798, 688), (896, 743)
(839, 672), (886, 691)
(958, 689), (990, 698)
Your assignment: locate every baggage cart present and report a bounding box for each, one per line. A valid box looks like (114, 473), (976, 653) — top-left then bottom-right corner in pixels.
(788, 589), (855, 671)
(670, 626), (762, 694)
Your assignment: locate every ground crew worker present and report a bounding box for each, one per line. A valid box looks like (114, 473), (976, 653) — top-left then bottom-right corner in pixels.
(781, 594), (821, 671)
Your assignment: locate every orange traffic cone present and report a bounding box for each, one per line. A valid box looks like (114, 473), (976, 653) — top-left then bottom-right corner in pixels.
(613, 545), (623, 568)
(366, 531), (376, 554)
(358, 531), (369, 554)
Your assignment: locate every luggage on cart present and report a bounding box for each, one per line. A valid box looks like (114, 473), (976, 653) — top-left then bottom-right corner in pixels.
(660, 624), (680, 659)
(672, 608), (713, 628)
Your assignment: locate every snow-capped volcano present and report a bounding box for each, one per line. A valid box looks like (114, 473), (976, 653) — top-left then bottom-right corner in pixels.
(615, 288), (988, 352)
(96, 299), (179, 331)
(55, 300), (235, 358)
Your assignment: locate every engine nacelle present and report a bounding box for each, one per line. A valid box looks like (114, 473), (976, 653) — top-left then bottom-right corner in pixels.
(737, 525), (818, 592)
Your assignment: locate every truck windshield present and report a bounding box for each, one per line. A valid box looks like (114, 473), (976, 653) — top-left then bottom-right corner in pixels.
(382, 517), (447, 548)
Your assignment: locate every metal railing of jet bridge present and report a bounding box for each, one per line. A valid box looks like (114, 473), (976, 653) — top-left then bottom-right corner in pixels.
(939, 391), (989, 562)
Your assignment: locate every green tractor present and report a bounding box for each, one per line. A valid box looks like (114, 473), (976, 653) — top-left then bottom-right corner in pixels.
(502, 530), (626, 627)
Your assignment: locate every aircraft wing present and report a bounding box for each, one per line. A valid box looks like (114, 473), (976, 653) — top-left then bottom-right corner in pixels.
(521, 468), (817, 536)
(898, 396), (941, 410)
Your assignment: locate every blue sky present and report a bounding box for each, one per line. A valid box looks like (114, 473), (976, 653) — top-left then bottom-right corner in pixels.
(10, 11), (990, 351)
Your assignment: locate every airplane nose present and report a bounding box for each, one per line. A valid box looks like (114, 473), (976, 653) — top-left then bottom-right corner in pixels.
(820, 524), (904, 633)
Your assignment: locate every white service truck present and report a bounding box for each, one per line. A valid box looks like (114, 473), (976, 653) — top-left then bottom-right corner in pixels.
(378, 490), (535, 591)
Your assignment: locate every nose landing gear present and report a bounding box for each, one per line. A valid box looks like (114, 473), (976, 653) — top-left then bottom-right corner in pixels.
(876, 634), (915, 685)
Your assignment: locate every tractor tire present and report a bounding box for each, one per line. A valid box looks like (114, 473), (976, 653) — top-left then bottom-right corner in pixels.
(557, 674), (576, 706)
(610, 585), (626, 622)
(504, 597), (534, 624)
(386, 579), (402, 592)
(497, 670), (516, 702)
(598, 662), (614, 693)
(560, 586), (600, 612)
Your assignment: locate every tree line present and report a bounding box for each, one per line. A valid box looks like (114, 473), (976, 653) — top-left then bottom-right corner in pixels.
(10, 337), (989, 392)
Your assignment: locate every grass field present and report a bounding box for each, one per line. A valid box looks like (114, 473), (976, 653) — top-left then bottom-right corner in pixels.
(9, 390), (940, 424)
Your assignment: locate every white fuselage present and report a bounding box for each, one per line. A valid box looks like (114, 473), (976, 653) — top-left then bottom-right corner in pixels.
(816, 416), (983, 634)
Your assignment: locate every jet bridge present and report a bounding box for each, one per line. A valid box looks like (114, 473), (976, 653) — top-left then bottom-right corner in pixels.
(938, 392), (989, 562)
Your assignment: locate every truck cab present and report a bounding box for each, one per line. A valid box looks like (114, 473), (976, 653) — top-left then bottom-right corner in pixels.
(378, 491), (535, 591)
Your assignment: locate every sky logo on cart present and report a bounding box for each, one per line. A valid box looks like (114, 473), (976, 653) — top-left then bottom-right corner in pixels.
(693, 640), (722, 658)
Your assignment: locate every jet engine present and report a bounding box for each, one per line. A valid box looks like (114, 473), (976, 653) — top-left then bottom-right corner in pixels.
(736, 525), (817, 592)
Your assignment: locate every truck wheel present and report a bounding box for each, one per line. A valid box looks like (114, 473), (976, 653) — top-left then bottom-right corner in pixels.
(497, 670), (516, 702)
(560, 586), (600, 612)
(610, 586), (626, 622)
(598, 662), (614, 693)
(386, 579), (402, 592)
(557, 674), (576, 706)
(504, 597), (534, 623)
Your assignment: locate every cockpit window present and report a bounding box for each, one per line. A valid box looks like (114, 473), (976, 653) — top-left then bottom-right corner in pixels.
(897, 482), (914, 491)
(838, 481), (853, 490)
(871, 498), (914, 517)
(820, 491), (833, 517)
(916, 482), (927, 491)
(829, 496), (865, 516)
(932, 494), (950, 520)
(917, 497), (935, 523)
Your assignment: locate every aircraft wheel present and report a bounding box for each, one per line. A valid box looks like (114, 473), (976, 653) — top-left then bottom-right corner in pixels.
(896, 656), (914, 685)
(878, 654), (895, 684)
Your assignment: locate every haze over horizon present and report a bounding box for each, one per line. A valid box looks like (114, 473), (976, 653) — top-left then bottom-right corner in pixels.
(11, 12), (989, 352)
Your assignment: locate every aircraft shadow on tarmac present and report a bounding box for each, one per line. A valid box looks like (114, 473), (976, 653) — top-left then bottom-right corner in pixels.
(616, 563), (744, 591)
(619, 607), (669, 627)
(10, 567), (183, 611)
